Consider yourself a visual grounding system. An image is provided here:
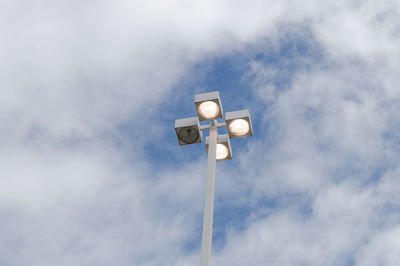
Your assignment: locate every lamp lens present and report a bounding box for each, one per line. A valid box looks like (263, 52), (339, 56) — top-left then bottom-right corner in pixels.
(198, 101), (220, 119)
(229, 119), (250, 136)
(216, 144), (229, 160)
(177, 126), (200, 144)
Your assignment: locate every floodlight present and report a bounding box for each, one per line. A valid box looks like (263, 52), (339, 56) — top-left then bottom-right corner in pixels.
(175, 91), (254, 266)
(175, 117), (202, 145)
(205, 134), (232, 161)
(216, 144), (229, 160)
(195, 91), (223, 121)
(198, 101), (220, 119)
(225, 109), (253, 139)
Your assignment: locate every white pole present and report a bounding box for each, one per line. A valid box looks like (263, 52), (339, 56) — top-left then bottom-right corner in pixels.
(200, 120), (217, 266)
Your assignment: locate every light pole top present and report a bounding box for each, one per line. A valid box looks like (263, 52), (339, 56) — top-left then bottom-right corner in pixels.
(175, 91), (253, 161)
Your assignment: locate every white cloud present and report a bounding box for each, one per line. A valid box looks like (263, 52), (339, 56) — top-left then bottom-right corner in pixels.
(355, 226), (400, 266)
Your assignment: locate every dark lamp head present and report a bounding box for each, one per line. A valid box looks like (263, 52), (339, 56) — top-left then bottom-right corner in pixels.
(177, 126), (200, 144)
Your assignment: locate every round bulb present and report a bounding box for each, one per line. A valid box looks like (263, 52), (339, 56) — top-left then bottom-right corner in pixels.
(198, 101), (220, 119)
(229, 119), (250, 136)
(216, 143), (229, 160)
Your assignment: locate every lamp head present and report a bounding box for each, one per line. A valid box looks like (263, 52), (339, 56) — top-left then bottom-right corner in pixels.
(205, 134), (232, 161)
(225, 109), (253, 139)
(175, 117), (202, 145)
(194, 91), (223, 121)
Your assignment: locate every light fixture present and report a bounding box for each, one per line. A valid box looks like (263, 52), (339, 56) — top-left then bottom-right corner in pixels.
(225, 109), (253, 139)
(174, 91), (253, 266)
(205, 134), (232, 161)
(195, 91), (223, 121)
(229, 119), (250, 136)
(216, 144), (229, 160)
(175, 117), (202, 145)
(198, 101), (220, 120)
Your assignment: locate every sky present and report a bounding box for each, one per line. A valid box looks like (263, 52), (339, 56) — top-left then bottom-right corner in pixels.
(1, 0), (400, 265)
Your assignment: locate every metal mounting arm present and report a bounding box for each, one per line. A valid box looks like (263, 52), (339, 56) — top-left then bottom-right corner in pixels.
(199, 121), (226, 131)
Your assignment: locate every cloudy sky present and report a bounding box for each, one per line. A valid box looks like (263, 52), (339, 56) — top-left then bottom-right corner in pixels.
(1, 0), (400, 265)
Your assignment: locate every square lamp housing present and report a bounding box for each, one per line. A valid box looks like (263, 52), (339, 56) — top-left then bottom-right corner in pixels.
(225, 109), (253, 139)
(175, 117), (202, 145)
(194, 91), (223, 121)
(205, 134), (232, 161)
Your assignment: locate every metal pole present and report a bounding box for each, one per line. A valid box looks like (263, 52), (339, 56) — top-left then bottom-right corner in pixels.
(200, 120), (217, 266)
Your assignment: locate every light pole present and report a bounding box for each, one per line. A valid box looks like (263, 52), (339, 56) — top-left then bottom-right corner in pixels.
(175, 91), (253, 266)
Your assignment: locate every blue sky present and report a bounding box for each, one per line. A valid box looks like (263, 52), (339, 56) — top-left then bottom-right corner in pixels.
(1, 0), (400, 265)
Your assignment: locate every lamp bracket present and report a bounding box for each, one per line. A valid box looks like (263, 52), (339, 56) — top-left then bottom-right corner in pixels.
(199, 120), (226, 131)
